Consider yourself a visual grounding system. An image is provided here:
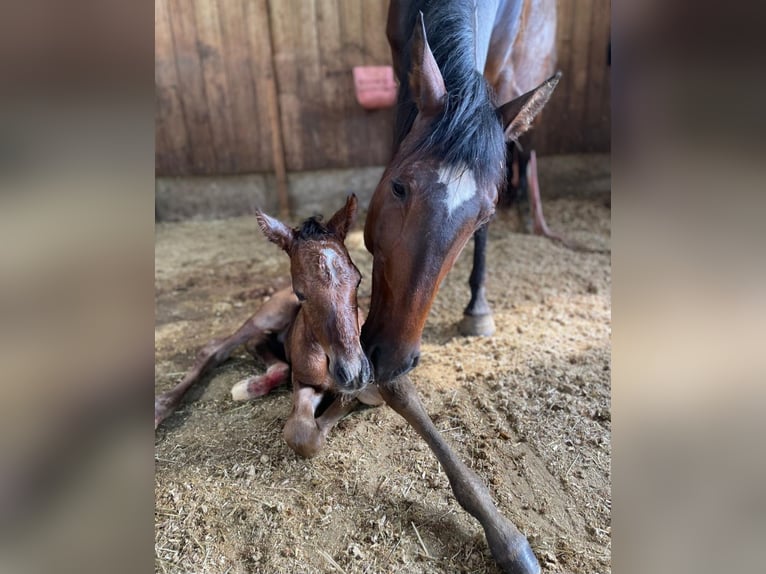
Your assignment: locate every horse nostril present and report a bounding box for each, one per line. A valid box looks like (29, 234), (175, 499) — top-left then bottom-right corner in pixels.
(411, 353), (420, 369)
(334, 363), (351, 386)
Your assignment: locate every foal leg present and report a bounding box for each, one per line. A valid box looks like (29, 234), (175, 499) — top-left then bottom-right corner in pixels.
(379, 375), (540, 574)
(459, 223), (496, 337)
(154, 287), (299, 429)
(283, 385), (360, 458)
(230, 343), (290, 401)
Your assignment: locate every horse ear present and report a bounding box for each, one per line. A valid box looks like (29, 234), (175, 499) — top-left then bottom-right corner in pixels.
(326, 194), (358, 241)
(409, 11), (446, 116)
(255, 210), (294, 252)
(498, 72), (561, 142)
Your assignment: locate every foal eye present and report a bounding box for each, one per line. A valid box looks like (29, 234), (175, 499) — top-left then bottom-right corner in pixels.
(391, 180), (407, 199)
(294, 291), (306, 302)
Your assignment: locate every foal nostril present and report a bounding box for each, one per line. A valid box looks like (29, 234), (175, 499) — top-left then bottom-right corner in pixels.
(334, 363), (352, 386)
(410, 353), (420, 369)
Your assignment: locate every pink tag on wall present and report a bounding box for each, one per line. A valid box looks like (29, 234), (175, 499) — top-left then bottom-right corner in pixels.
(352, 66), (397, 110)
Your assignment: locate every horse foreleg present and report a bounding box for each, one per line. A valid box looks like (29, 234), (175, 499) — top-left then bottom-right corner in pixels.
(459, 224), (496, 337)
(283, 385), (359, 458)
(155, 288), (299, 429)
(379, 375), (541, 574)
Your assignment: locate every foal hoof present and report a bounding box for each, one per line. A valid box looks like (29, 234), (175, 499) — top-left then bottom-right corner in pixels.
(458, 313), (496, 337)
(154, 393), (176, 429)
(231, 364), (289, 401)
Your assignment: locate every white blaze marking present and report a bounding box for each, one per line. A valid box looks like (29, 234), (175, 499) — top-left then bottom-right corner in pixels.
(321, 248), (340, 283)
(438, 165), (477, 216)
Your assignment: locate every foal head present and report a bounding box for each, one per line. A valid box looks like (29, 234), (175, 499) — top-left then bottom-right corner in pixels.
(362, 12), (560, 381)
(256, 194), (371, 393)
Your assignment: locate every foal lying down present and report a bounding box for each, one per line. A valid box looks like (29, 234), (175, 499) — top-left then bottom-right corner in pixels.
(154, 194), (382, 456)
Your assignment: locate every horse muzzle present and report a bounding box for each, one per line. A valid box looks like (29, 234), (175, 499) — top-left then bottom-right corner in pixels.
(330, 353), (373, 393)
(365, 341), (420, 383)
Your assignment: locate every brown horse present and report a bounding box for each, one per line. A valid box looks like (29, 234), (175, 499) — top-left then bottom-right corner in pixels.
(360, 2), (560, 573)
(154, 195), (381, 457)
(364, 1), (559, 381)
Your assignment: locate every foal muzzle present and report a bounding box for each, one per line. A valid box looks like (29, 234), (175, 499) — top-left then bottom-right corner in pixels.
(330, 353), (373, 393)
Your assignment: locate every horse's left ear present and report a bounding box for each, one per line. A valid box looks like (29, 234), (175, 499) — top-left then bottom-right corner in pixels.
(498, 72), (561, 141)
(255, 210), (295, 252)
(326, 194), (358, 241)
(409, 11), (447, 116)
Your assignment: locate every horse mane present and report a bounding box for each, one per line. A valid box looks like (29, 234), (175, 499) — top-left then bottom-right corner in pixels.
(295, 216), (331, 241)
(393, 0), (506, 189)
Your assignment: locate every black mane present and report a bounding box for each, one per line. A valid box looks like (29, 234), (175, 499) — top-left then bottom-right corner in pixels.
(393, 0), (506, 188)
(295, 216), (331, 241)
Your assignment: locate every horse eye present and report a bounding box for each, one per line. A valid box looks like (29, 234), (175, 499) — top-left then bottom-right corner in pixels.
(294, 291), (306, 302)
(391, 180), (407, 199)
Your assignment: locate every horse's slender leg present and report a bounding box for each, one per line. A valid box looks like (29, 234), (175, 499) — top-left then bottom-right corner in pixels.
(527, 151), (612, 254)
(283, 385), (360, 458)
(379, 375), (541, 574)
(514, 145), (533, 233)
(526, 150), (564, 243)
(154, 321), (263, 429)
(459, 223), (496, 337)
(154, 288), (299, 429)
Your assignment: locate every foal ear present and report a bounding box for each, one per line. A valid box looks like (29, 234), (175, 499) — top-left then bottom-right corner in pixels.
(409, 11), (447, 116)
(255, 210), (294, 252)
(498, 72), (561, 142)
(326, 194), (358, 241)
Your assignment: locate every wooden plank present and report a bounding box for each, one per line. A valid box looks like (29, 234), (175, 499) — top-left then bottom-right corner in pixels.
(155, 0), (191, 175)
(192, 0), (236, 172)
(578, 1), (599, 151)
(584, 0), (610, 151)
(316, 0), (348, 167)
(269, 0), (393, 171)
(219, 0), (273, 173)
(361, 0), (391, 64)
(166, 0), (218, 173)
(268, 0), (321, 171)
(536, 0), (565, 154)
(239, 0), (288, 209)
(331, 0), (378, 168)
(359, 0), (395, 165)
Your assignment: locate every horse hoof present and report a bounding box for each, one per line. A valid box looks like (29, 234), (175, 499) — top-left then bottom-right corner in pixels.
(459, 313), (496, 337)
(500, 543), (540, 574)
(486, 529), (541, 574)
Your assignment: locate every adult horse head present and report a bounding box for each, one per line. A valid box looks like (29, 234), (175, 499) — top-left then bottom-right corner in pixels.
(362, 11), (559, 382)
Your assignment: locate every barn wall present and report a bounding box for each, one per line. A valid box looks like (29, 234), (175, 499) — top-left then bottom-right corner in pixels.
(155, 0), (610, 176)
(537, 0), (611, 155)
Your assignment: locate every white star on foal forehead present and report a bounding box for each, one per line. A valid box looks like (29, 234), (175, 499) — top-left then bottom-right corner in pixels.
(438, 164), (477, 216)
(320, 247), (343, 283)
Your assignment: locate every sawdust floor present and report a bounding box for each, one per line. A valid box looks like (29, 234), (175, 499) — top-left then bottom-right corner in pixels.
(155, 195), (611, 574)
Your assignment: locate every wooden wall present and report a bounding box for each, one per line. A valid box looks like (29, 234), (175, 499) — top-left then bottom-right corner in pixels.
(156, 0), (610, 176)
(537, 0), (611, 156)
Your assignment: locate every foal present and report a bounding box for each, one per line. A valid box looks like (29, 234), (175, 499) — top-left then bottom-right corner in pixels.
(154, 195), (381, 457)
